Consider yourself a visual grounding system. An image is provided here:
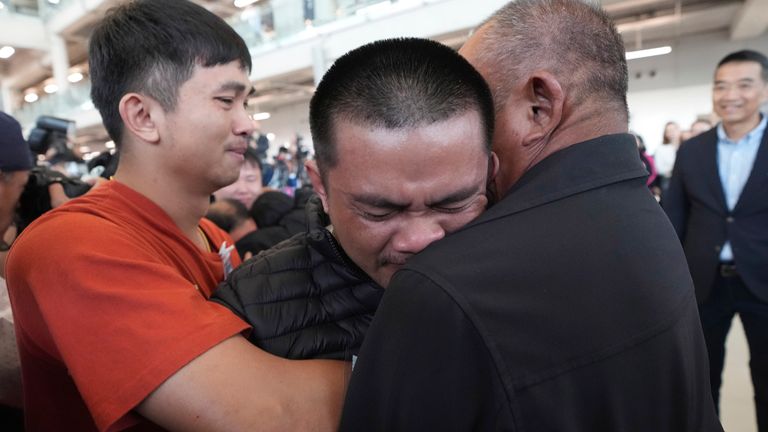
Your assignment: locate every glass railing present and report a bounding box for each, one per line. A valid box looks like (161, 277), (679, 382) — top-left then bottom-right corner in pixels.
(15, 0), (444, 127)
(36, 0), (72, 21)
(0, 0), (39, 17)
(14, 80), (93, 129)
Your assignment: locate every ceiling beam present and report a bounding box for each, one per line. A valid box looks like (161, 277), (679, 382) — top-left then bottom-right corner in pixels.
(602, 0), (669, 14)
(0, 14), (48, 50)
(730, 0), (768, 40)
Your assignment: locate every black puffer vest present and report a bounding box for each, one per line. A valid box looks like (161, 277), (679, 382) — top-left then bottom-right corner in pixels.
(212, 197), (384, 360)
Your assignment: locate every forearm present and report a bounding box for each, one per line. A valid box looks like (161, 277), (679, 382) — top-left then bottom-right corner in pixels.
(138, 336), (350, 432)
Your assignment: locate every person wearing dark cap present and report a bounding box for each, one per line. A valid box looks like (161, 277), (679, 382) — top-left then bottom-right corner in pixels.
(0, 112), (33, 250)
(233, 189), (310, 258)
(0, 111), (33, 424)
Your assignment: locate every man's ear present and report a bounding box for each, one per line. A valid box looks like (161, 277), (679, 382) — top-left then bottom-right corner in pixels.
(118, 93), (161, 144)
(305, 160), (329, 213)
(488, 151), (500, 181)
(522, 71), (564, 146)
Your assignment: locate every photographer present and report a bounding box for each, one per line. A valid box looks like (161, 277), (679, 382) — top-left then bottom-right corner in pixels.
(0, 112), (86, 429)
(0, 111), (34, 428)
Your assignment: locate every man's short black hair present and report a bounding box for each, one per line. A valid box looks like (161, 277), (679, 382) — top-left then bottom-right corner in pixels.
(717, 50), (768, 82)
(89, 0), (252, 147)
(207, 198), (249, 233)
(309, 37), (494, 176)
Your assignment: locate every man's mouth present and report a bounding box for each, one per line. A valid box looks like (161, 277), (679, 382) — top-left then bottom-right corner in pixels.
(226, 146), (247, 159)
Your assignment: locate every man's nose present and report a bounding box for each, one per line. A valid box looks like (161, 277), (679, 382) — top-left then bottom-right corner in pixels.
(234, 109), (255, 137)
(391, 217), (446, 255)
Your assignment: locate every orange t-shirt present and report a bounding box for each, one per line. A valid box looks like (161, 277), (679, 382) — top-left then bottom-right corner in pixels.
(6, 181), (247, 432)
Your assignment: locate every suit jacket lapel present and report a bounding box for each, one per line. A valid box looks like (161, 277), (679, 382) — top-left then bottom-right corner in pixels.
(701, 133), (728, 212)
(734, 130), (768, 213)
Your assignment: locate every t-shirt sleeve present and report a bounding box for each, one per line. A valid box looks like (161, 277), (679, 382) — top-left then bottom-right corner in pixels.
(338, 269), (514, 432)
(7, 214), (248, 431)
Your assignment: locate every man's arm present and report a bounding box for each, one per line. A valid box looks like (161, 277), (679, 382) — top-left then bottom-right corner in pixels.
(339, 270), (511, 431)
(138, 335), (349, 432)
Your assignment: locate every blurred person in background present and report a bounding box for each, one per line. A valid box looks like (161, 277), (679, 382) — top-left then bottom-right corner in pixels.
(664, 49), (768, 431)
(632, 132), (660, 197)
(213, 146), (265, 209)
(206, 198), (257, 244)
(0, 111), (34, 430)
(690, 118), (714, 138)
(654, 120), (682, 190)
(234, 189), (310, 257)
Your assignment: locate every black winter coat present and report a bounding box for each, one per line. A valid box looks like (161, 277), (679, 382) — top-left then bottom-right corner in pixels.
(212, 197), (384, 360)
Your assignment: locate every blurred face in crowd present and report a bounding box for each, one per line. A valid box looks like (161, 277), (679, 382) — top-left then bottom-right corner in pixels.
(663, 122), (681, 144)
(308, 110), (495, 287)
(0, 170), (29, 237)
(690, 120), (712, 137)
(713, 61), (768, 132)
(159, 61), (254, 193)
(214, 159), (263, 209)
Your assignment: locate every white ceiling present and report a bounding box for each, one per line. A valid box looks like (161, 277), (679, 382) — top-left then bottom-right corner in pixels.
(1, 0), (766, 146)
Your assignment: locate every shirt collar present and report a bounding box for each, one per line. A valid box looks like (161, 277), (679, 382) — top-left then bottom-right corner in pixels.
(717, 114), (767, 144)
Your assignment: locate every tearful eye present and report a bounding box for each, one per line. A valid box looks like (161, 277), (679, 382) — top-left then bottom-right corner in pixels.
(436, 206), (468, 214)
(361, 211), (396, 221)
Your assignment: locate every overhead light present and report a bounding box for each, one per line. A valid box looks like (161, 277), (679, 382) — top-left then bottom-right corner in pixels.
(626, 46), (672, 61)
(234, 0), (259, 7)
(47, 0), (60, 4)
(0, 46), (15, 59)
(68, 72), (84, 83)
(0, 3), (4, 9)
(105, 141), (116, 149)
(252, 112), (271, 121)
(24, 92), (39, 103)
(44, 84), (59, 94)
(266, 133), (276, 141)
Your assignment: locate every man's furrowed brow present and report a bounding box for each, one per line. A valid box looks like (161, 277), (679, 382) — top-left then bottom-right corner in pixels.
(352, 194), (408, 210)
(428, 185), (482, 207)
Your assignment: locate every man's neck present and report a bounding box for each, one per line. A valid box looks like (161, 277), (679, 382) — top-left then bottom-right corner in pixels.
(113, 163), (211, 245)
(532, 113), (627, 171)
(723, 114), (762, 142)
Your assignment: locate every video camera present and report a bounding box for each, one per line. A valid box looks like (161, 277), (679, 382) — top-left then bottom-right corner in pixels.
(16, 116), (92, 232)
(27, 115), (76, 156)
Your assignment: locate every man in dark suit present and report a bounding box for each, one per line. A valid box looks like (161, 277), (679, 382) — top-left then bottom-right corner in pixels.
(339, 1), (722, 431)
(664, 49), (768, 431)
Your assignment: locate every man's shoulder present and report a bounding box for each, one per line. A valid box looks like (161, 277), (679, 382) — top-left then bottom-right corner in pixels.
(677, 128), (717, 159)
(232, 231), (314, 280)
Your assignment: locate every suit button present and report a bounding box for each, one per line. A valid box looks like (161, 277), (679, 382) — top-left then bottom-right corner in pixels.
(726, 216), (734, 223)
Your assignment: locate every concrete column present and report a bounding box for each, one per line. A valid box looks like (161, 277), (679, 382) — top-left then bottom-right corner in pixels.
(312, 43), (327, 86)
(0, 83), (15, 115)
(49, 33), (70, 93)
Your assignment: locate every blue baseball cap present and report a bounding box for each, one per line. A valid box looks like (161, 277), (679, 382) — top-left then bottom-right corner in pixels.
(0, 111), (34, 172)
